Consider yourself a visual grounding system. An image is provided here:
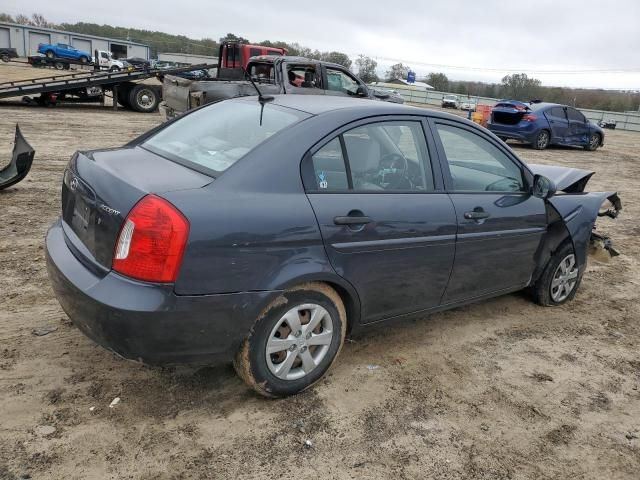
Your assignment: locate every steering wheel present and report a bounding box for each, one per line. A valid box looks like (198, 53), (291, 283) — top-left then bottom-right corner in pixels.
(376, 153), (412, 190)
(379, 153), (408, 175)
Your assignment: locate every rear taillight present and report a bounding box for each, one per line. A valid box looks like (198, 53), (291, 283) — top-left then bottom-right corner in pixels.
(112, 195), (189, 283)
(521, 114), (538, 122)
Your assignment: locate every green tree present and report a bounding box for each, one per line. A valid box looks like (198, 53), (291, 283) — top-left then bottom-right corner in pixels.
(15, 13), (30, 25)
(426, 72), (449, 91)
(355, 55), (378, 83)
(30, 13), (54, 28)
(219, 33), (250, 45)
(319, 51), (352, 69)
(386, 63), (410, 81)
(500, 73), (542, 101)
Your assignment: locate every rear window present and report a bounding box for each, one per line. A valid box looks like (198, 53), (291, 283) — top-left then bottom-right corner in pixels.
(144, 100), (308, 175)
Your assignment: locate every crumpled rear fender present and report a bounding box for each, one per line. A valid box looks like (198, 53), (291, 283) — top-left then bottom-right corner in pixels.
(547, 192), (621, 270)
(0, 124), (35, 191)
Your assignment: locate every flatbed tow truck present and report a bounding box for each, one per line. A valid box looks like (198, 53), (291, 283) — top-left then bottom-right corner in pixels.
(0, 58), (216, 112)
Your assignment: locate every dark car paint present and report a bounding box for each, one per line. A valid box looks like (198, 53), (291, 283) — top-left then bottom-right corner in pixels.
(46, 95), (620, 366)
(0, 125), (35, 191)
(488, 101), (604, 148)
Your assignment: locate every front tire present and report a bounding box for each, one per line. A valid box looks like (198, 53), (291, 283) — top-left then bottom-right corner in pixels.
(45, 50), (54, 59)
(585, 133), (601, 151)
(234, 283), (347, 398)
(532, 243), (582, 306)
(533, 129), (550, 150)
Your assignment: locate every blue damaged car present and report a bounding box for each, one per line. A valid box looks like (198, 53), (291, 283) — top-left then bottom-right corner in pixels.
(45, 95), (621, 397)
(488, 100), (605, 151)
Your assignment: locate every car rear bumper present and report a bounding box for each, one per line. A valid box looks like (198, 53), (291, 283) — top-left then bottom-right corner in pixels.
(45, 219), (275, 366)
(487, 123), (537, 143)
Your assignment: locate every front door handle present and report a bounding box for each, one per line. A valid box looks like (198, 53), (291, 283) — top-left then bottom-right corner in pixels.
(464, 210), (490, 220)
(334, 215), (372, 225)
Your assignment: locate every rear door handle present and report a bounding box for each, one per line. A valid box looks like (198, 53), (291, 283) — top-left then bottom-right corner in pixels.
(334, 215), (372, 225)
(464, 210), (490, 220)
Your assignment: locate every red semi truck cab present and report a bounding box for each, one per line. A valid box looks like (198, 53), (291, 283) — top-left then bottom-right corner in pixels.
(219, 42), (287, 69)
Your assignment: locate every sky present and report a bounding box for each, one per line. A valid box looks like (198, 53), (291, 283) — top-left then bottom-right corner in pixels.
(4, 0), (640, 89)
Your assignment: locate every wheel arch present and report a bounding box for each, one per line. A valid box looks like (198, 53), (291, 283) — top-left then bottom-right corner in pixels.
(531, 203), (574, 284)
(275, 273), (362, 334)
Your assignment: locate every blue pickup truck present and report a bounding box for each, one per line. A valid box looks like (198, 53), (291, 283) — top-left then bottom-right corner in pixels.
(37, 43), (91, 63)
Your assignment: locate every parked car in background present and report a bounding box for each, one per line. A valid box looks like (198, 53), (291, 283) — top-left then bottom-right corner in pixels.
(460, 99), (477, 111)
(46, 95), (621, 398)
(442, 94), (459, 109)
(37, 43), (91, 63)
(369, 87), (405, 104)
(0, 48), (18, 62)
(124, 57), (152, 69)
(488, 100), (604, 151)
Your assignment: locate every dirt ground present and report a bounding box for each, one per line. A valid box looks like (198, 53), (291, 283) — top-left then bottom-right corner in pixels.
(1, 63), (639, 479)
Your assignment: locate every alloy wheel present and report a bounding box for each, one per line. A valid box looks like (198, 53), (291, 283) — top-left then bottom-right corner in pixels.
(265, 304), (334, 381)
(550, 254), (578, 302)
(537, 131), (549, 149)
(589, 134), (600, 150)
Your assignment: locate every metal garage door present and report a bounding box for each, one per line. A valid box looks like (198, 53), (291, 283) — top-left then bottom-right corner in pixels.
(0, 28), (10, 48)
(28, 32), (51, 56)
(72, 38), (92, 55)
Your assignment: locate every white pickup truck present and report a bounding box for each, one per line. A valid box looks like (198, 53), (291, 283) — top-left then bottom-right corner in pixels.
(96, 50), (126, 71)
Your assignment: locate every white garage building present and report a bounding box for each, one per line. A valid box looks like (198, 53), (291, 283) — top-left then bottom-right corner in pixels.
(0, 22), (150, 59)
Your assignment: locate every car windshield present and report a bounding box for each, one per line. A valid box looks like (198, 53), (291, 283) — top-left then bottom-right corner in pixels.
(144, 100), (309, 175)
(445, 95), (457, 100)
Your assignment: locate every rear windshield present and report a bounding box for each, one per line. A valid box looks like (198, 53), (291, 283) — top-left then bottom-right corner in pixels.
(144, 100), (309, 175)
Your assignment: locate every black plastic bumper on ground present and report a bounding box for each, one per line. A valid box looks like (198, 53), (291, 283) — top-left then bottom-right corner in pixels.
(45, 220), (276, 366)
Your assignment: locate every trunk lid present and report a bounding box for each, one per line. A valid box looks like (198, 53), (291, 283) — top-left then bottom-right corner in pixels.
(491, 101), (530, 125)
(61, 146), (212, 269)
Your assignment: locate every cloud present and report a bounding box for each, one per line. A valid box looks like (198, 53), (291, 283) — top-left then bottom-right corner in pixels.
(4, 0), (639, 88)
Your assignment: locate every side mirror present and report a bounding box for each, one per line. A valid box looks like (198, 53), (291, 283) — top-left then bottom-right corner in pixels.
(532, 174), (556, 199)
(356, 85), (368, 97)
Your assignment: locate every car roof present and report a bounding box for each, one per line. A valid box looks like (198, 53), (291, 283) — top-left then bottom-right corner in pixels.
(530, 102), (562, 111)
(233, 94), (464, 120)
(250, 55), (346, 69)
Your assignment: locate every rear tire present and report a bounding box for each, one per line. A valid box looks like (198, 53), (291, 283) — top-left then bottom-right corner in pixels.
(54, 61), (65, 70)
(532, 243), (582, 306)
(80, 56), (88, 64)
(533, 129), (550, 150)
(1, 54), (9, 63)
(128, 84), (160, 113)
(234, 283), (347, 398)
(585, 133), (601, 151)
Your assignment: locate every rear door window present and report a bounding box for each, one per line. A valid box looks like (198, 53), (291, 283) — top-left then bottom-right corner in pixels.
(310, 138), (349, 191)
(566, 107), (586, 123)
(304, 120), (434, 192)
(549, 107), (567, 120)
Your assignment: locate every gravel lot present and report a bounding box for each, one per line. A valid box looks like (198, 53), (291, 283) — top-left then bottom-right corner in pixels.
(1, 63), (639, 479)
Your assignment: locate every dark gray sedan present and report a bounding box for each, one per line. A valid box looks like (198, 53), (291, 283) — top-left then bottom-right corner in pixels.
(46, 95), (621, 397)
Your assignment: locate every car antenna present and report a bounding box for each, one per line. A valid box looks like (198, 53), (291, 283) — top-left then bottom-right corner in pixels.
(243, 68), (274, 126)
